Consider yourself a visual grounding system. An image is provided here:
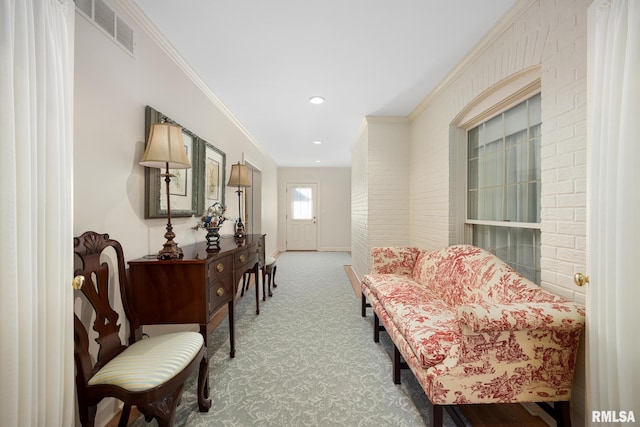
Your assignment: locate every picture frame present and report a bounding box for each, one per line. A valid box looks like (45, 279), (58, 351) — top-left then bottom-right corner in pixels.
(202, 142), (226, 207)
(143, 106), (226, 218)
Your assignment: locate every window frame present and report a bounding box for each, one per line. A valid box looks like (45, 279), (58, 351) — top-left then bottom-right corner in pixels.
(451, 68), (542, 282)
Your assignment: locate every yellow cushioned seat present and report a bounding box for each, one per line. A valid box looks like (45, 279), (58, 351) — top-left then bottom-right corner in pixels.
(88, 332), (204, 392)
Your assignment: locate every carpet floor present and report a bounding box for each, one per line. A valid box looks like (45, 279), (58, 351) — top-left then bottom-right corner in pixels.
(131, 251), (460, 426)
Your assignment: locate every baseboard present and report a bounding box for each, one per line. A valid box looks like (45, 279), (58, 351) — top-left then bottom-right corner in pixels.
(344, 265), (361, 298)
(318, 247), (351, 252)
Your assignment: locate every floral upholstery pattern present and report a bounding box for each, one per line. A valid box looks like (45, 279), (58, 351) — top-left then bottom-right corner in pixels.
(362, 245), (585, 406)
(370, 246), (422, 275)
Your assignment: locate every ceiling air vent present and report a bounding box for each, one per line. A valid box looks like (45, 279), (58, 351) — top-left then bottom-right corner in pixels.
(73, 0), (135, 55)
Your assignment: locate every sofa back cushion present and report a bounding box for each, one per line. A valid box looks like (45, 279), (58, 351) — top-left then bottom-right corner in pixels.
(412, 245), (564, 307)
(371, 246), (422, 275)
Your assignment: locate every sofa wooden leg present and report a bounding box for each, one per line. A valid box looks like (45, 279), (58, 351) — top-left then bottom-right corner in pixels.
(361, 294), (367, 317)
(555, 401), (571, 427)
(393, 345), (401, 384)
(431, 404), (443, 427)
(374, 313), (380, 342)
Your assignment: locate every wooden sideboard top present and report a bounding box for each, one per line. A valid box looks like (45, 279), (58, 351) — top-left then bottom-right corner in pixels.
(128, 234), (262, 264)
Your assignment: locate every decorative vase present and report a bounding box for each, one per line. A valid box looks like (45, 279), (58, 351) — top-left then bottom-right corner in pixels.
(206, 227), (220, 250)
(205, 226), (221, 250)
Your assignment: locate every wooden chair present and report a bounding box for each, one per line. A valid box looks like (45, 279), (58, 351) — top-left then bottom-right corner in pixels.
(73, 231), (211, 427)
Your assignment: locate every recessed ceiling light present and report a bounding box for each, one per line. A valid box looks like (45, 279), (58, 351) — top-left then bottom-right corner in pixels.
(312, 140), (323, 145)
(315, 160), (321, 163)
(309, 96), (325, 105)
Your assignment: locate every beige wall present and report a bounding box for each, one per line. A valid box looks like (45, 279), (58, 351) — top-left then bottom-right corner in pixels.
(352, 0), (590, 424)
(278, 167), (351, 252)
(73, 4), (278, 259)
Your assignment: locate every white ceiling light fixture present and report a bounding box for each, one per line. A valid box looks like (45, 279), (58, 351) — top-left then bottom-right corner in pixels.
(312, 140), (323, 145)
(308, 96), (325, 105)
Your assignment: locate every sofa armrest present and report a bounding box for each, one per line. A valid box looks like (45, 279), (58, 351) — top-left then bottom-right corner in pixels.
(457, 302), (585, 334)
(370, 246), (421, 275)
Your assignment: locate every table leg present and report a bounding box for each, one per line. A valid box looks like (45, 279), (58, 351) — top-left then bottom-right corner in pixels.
(254, 262), (260, 315)
(228, 300), (235, 358)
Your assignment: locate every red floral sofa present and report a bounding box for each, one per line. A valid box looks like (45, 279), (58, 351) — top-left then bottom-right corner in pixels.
(360, 245), (585, 427)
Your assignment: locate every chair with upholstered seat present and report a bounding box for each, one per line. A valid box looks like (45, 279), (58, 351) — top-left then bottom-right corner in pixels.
(73, 231), (211, 427)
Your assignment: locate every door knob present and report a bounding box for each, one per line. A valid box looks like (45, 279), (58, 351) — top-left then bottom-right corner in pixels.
(574, 272), (589, 287)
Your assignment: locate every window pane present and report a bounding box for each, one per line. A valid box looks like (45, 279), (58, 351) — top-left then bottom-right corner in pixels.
(466, 93), (541, 284)
(484, 114), (503, 143)
(468, 189), (478, 219)
(528, 182), (540, 223)
(291, 187), (313, 220)
(529, 132), (541, 181)
(468, 127), (481, 159)
(472, 224), (540, 284)
(528, 93), (542, 126)
(504, 101), (527, 136)
(468, 158), (479, 190)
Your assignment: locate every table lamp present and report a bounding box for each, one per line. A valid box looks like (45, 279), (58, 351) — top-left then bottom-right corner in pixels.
(139, 121), (191, 259)
(227, 162), (251, 239)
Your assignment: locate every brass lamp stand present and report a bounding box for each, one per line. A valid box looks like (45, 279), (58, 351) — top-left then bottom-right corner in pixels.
(139, 121), (191, 259)
(227, 162), (251, 240)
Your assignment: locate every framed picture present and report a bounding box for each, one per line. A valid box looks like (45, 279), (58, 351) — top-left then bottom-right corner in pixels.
(143, 106), (200, 218)
(143, 106), (226, 218)
(204, 142), (225, 205)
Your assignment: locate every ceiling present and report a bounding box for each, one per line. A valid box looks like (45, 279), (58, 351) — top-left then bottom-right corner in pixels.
(133, 0), (519, 167)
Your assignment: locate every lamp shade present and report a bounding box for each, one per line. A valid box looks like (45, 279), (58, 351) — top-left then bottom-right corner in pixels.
(139, 122), (191, 169)
(227, 162), (251, 187)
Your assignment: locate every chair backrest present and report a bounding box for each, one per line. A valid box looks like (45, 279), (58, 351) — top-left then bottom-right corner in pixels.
(73, 231), (135, 388)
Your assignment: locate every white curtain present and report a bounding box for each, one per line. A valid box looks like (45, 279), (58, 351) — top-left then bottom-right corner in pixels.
(0, 0), (75, 426)
(588, 0), (640, 419)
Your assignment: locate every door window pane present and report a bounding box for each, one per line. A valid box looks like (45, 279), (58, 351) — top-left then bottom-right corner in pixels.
(291, 187), (313, 220)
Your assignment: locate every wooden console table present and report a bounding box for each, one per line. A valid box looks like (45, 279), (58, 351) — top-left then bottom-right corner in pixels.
(127, 234), (264, 358)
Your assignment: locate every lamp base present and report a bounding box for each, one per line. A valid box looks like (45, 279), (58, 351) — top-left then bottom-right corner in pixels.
(157, 228), (184, 259)
(234, 218), (246, 240)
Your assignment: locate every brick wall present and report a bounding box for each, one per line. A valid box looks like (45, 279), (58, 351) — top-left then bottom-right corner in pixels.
(406, 0), (590, 422)
(351, 117), (410, 279)
(409, 0), (588, 302)
(351, 124), (369, 280)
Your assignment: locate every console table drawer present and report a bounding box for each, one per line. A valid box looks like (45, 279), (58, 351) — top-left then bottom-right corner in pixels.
(235, 247), (257, 270)
(208, 254), (233, 282)
(208, 275), (233, 315)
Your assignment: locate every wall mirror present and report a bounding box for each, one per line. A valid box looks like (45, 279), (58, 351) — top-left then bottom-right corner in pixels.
(143, 106), (225, 218)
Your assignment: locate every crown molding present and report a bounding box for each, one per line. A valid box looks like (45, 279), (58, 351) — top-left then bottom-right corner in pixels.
(409, 0), (537, 121)
(113, 0), (272, 161)
(365, 116), (410, 124)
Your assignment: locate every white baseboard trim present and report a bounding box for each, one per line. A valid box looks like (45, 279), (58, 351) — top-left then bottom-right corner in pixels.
(318, 247), (351, 252)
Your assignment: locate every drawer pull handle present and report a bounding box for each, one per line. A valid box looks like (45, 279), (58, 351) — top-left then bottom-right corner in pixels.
(216, 263), (224, 273)
(216, 287), (224, 297)
(240, 254), (246, 263)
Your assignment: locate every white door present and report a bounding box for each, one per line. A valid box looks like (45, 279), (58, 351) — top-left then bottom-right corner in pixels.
(286, 183), (317, 250)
